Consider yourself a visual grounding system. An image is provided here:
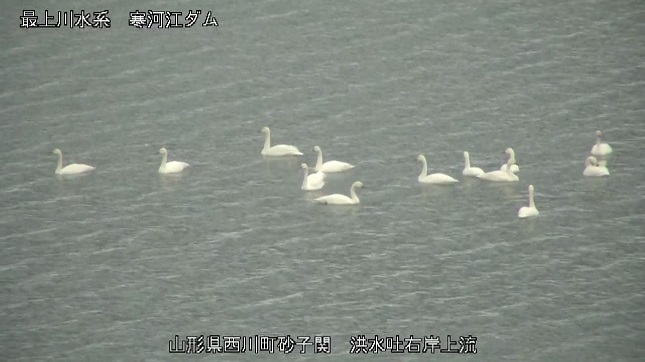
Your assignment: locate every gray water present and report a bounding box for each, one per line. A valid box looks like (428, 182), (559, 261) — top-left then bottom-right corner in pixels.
(1, 0), (644, 360)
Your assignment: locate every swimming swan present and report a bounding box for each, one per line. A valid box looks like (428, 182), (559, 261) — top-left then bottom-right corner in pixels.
(518, 184), (539, 218)
(52, 149), (95, 175)
(462, 151), (484, 177)
(313, 146), (354, 173)
(478, 157), (519, 182)
(590, 130), (613, 156)
(158, 148), (189, 174)
(314, 181), (363, 205)
(500, 148), (520, 173)
(416, 154), (459, 185)
(261, 127), (303, 156)
(583, 156), (609, 177)
(301, 163), (326, 191)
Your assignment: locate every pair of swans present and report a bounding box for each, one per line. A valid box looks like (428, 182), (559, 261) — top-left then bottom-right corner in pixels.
(300, 164), (326, 190)
(53, 148), (190, 175)
(583, 156), (609, 177)
(477, 156), (519, 182)
(462, 148), (519, 179)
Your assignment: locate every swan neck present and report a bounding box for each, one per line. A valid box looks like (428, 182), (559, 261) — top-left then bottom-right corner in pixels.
(464, 153), (471, 168)
(350, 184), (359, 203)
(529, 189), (535, 208)
(419, 157), (428, 178)
(56, 152), (63, 173)
(596, 135), (602, 145)
(505, 158), (514, 174)
(160, 152), (168, 170)
(263, 131), (271, 151)
(315, 150), (323, 169)
(301, 167), (309, 188)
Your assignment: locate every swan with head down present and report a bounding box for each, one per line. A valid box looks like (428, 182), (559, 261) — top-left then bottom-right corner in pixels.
(313, 146), (354, 173)
(583, 156), (609, 177)
(518, 184), (539, 218)
(261, 127), (303, 156)
(462, 151), (484, 177)
(590, 130), (612, 156)
(500, 148), (520, 173)
(478, 157), (519, 182)
(301, 163), (326, 191)
(52, 148), (95, 175)
(314, 181), (363, 205)
(158, 148), (189, 174)
(416, 154), (458, 184)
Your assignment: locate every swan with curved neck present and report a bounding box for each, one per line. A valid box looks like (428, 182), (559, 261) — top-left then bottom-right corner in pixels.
(416, 154), (458, 184)
(590, 130), (612, 156)
(52, 149), (95, 175)
(313, 146), (354, 173)
(583, 156), (609, 177)
(462, 151), (484, 177)
(478, 157), (519, 182)
(314, 181), (363, 205)
(301, 163), (326, 190)
(500, 148), (520, 173)
(261, 127), (303, 156)
(518, 184), (539, 218)
(158, 148), (189, 174)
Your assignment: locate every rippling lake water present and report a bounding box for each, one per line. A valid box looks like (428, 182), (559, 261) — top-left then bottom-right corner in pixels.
(1, 0), (644, 361)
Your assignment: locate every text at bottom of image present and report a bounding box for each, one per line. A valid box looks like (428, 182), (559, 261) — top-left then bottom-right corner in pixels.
(19, 10), (219, 29)
(170, 334), (478, 354)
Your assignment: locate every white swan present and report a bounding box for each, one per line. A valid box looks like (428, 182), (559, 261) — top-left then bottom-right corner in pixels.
(260, 127), (303, 156)
(416, 154), (458, 185)
(500, 148), (520, 173)
(518, 184), (539, 219)
(583, 156), (609, 177)
(313, 146), (354, 173)
(52, 149), (95, 175)
(158, 148), (189, 174)
(314, 181), (363, 205)
(301, 163), (326, 191)
(590, 130), (613, 156)
(478, 157), (519, 182)
(462, 151), (484, 177)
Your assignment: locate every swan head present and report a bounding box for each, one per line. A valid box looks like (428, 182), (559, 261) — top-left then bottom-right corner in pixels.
(158, 147), (167, 155)
(463, 151), (469, 158)
(595, 130), (602, 138)
(528, 184), (534, 193)
(300, 163), (308, 170)
(585, 156), (598, 166)
(416, 154), (426, 162)
(504, 148), (515, 156)
(353, 181), (364, 189)
(261, 127), (270, 134)
(52, 148), (62, 155)
(313, 145), (321, 152)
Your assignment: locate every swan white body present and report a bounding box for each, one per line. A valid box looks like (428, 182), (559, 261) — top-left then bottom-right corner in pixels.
(590, 130), (612, 156)
(261, 127), (303, 156)
(462, 151), (484, 177)
(518, 184), (539, 218)
(158, 148), (189, 174)
(478, 158), (519, 182)
(416, 154), (458, 184)
(52, 149), (95, 175)
(313, 146), (354, 173)
(301, 163), (326, 191)
(500, 148), (520, 173)
(583, 156), (609, 177)
(314, 181), (363, 205)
